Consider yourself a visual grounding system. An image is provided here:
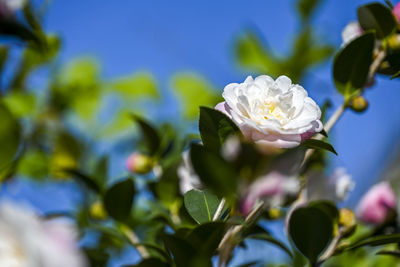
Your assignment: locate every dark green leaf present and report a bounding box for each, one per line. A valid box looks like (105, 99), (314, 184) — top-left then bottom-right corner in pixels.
(390, 70), (400, 79)
(132, 115), (161, 156)
(184, 189), (221, 224)
(289, 206), (334, 264)
(297, 0), (322, 22)
(333, 32), (375, 98)
(65, 169), (102, 194)
(247, 233), (293, 258)
(308, 200), (339, 222)
(0, 102), (21, 170)
(376, 250), (400, 257)
(104, 179), (135, 221)
(0, 18), (38, 43)
(124, 258), (170, 267)
(347, 233), (400, 250)
(186, 222), (226, 257)
(199, 106), (242, 153)
(302, 139), (337, 155)
(190, 144), (237, 198)
(357, 3), (397, 39)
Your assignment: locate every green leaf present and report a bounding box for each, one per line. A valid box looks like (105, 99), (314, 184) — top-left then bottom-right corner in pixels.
(124, 258), (170, 267)
(0, 18), (39, 44)
(357, 3), (397, 39)
(199, 106), (242, 153)
(302, 139), (337, 155)
(184, 189), (221, 224)
(247, 233), (293, 258)
(65, 169), (103, 194)
(172, 73), (220, 119)
(104, 178), (135, 221)
(333, 32), (375, 98)
(0, 102), (21, 170)
(390, 70), (400, 79)
(308, 200), (339, 222)
(110, 72), (159, 100)
(132, 115), (161, 156)
(376, 250), (400, 257)
(289, 205), (334, 264)
(186, 222), (226, 257)
(297, 0), (322, 22)
(347, 233), (400, 250)
(190, 144), (237, 198)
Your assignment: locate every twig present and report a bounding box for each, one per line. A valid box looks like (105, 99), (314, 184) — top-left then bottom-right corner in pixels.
(317, 229), (344, 266)
(213, 198), (226, 221)
(120, 224), (150, 259)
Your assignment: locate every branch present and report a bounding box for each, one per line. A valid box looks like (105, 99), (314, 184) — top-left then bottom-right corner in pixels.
(120, 224), (150, 259)
(213, 198), (226, 221)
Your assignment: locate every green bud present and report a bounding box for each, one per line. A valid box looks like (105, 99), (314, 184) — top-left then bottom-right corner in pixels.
(350, 96), (369, 113)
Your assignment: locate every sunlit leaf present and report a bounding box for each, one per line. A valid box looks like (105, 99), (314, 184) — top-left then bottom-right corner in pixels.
(110, 72), (159, 100)
(172, 73), (220, 119)
(0, 102), (21, 170)
(184, 189), (221, 224)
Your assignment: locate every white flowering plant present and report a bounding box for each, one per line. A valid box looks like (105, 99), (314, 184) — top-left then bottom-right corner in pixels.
(2, 0), (400, 267)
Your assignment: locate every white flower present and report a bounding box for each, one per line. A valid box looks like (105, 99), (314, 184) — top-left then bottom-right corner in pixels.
(240, 171), (300, 215)
(0, 0), (25, 17)
(306, 168), (355, 202)
(215, 75), (322, 153)
(0, 202), (87, 267)
(341, 21), (363, 46)
(177, 150), (202, 194)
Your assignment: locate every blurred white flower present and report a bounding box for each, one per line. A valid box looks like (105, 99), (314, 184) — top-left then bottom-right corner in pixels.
(221, 135), (241, 161)
(341, 21), (364, 46)
(0, 0), (25, 17)
(177, 150), (202, 194)
(306, 168), (355, 202)
(240, 171), (300, 215)
(0, 202), (87, 267)
(215, 75), (322, 153)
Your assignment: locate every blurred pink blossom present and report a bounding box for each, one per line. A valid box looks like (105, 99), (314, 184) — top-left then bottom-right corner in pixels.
(393, 2), (400, 23)
(356, 182), (397, 225)
(240, 171), (299, 215)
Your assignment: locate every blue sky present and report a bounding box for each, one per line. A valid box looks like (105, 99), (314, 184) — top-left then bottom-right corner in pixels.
(3, 0), (400, 265)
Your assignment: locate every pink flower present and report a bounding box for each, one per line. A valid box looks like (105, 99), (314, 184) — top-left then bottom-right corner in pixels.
(393, 2), (400, 23)
(216, 75), (322, 153)
(356, 182), (397, 225)
(240, 171), (299, 215)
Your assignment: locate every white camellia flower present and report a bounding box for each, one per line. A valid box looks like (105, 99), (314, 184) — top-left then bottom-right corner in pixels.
(177, 150), (203, 194)
(341, 21), (364, 46)
(0, 0), (26, 17)
(306, 168), (355, 202)
(0, 202), (87, 267)
(215, 75), (323, 153)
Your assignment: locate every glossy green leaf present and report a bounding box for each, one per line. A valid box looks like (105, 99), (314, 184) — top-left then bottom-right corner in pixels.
(184, 189), (221, 224)
(132, 115), (161, 156)
(357, 3), (397, 39)
(289, 206), (334, 264)
(172, 73), (220, 119)
(104, 179), (135, 221)
(190, 144), (237, 198)
(0, 102), (21, 170)
(65, 169), (103, 194)
(302, 139), (337, 155)
(347, 233), (400, 250)
(333, 32), (375, 98)
(199, 106), (242, 153)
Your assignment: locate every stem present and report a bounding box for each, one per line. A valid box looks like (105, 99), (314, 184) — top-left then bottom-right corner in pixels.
(213, 198), (226, 221)
(317, 230), (344, 266)
(120, 224), (150, 259)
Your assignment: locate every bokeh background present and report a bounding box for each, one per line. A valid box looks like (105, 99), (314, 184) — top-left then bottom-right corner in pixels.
(2, 0), (400, 266)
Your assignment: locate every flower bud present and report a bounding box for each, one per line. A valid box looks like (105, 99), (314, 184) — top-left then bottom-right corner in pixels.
(349, 96), (369, 113)
(89, 200), (107, 220)
(356, 182), (397, 225)
(388, 34), (400, 51)
(339, 208), (356, 228)
(393, 2), (400, 23)
(126, 153), (154, 174)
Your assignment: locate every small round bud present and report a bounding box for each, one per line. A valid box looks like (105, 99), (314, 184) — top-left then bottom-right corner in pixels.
(126, 153), (154, 174)
(339, 208), (356, 228)
(388, 35), (400, 51)
(89, 201), (107, 220)
(267, 208), (283, 220)
(350, 96), (369, 113)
